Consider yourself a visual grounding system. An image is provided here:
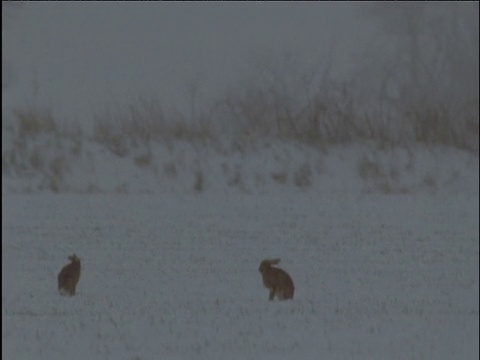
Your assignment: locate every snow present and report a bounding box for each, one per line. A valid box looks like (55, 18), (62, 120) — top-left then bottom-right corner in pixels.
(2, 191), (479, 359)
(2, 124), (478, 195)
(2, 4), (479, 359)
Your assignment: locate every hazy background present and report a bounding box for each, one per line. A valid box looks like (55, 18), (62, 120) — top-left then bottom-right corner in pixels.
(3, 2), (478, 129)
(2, 2), (478, 194)
(2, 2), (368, 123)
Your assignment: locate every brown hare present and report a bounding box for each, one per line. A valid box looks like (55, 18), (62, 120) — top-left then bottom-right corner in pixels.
(58, 254), (81, 296)
(259, 258), (294, 300)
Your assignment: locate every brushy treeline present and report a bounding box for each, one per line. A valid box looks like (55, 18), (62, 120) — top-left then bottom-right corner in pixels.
(2, 3), (478, 193)
(2, 77), (477, 194)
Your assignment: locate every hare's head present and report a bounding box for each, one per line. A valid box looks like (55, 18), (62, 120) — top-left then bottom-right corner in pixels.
(68, 254), (80, 262)
(259, 258), (281, 273)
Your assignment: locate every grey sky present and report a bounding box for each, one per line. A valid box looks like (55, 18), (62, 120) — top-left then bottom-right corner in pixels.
(2, 2), (477, 126)
(2, 2), (371, 123)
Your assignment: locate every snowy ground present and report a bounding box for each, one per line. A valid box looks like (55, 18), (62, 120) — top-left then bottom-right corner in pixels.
(2, 190), (478, 360)
(3, 4), (478, 358)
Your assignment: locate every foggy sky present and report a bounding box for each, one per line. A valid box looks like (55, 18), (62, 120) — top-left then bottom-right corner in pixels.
(2, 2), (477, 127)
(2, 2), (371, 124)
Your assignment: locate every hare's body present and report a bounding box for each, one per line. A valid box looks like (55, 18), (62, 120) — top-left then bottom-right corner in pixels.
(58, 254), (81, 296)
(259, 258), (294, 300)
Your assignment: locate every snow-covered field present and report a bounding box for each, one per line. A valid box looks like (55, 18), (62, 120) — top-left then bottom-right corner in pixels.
(2, 3), (478, 359)
(2, 190), (478, 359)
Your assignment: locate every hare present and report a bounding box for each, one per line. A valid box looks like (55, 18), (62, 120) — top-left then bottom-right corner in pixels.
(58, 254), (81, 296)
(259, 258), (294, 300)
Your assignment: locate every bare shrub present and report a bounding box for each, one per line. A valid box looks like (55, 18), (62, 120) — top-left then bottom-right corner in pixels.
(422, 173), (437, 190)
(220, 162), (229, 175)
(194, 170), (204, 193)
(358, 157), (383, 180)
(29, 149), (43, 171)
(50, 157), (65, 179)
(134, 152), (153, 168)
(378, 181), (408, 195)
(87, 184), (100, 193)
(294, 163), (312, 189)
(227, 166), (242, 188)
(115, 183), (128, 194)
(255, 172), (266, 189)
(108, 135), (129, 157)
(93, 97), (213, 150)
(355, 3), (479, 153)
(271, 171), (287, 185)
(13, 108), (57, 139)
(163, 161), (177, 178)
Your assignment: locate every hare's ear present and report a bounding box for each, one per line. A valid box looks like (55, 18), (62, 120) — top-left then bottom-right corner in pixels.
(270, 258), (281, 265)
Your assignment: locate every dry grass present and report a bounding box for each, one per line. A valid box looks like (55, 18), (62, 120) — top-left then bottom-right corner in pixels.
(134, 151), (153, 169)
(293, 163), (312, 189)
(193, 170), (205, 193)
(358, 157), (384, 180)
(163, 161), (177, 178)
(13, 108), (57, 139)
(2, 61), (477, 194)
(2, 107), (83, 192)
(271, 171), (288, 185)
